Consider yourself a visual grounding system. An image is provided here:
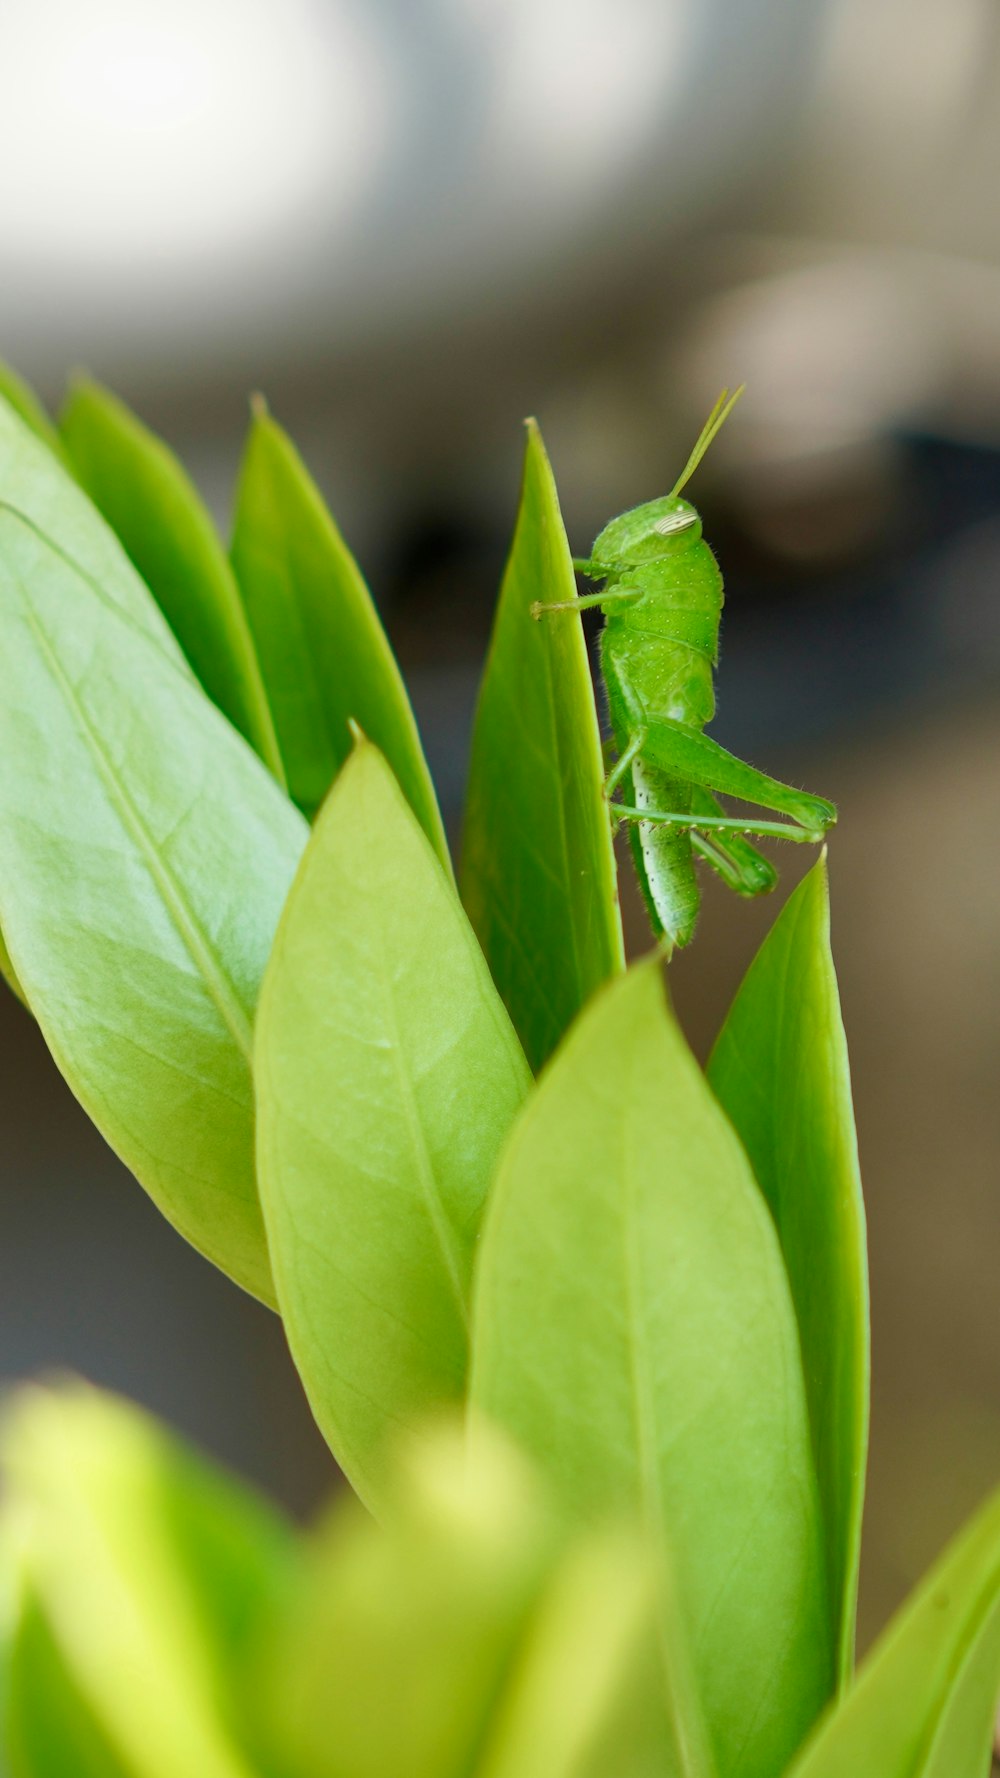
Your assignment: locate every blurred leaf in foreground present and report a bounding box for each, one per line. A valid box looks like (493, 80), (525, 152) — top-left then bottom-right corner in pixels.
(1, 1383), (297, 1778)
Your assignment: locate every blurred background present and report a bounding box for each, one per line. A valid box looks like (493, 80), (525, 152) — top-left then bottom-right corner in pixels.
(1, 0), (999, 1650)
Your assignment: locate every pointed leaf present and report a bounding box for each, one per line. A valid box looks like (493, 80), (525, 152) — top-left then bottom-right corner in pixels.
(471, 958), (833, 1778)
(0, 362), (67, 464)
(60, 378), (285, 781)
(461, 421), (623, 1073)
(2, 1383), (298, 1778)
(230, 405), (448, 856)
(787, 1484), (1000, 1778)
(708, 856), (868, 1683)
(0, 394), (188, 658)
(0, 504), (307, 1302)
(256, 740), (530, 1506)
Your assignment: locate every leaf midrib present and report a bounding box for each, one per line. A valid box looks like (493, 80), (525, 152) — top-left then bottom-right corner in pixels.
(14, 571), (254, 1062)
(367, 804), (470, 1336)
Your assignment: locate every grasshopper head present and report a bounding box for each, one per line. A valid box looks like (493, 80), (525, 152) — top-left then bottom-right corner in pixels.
(589, 385), (744, 571)
(589, 495), (701, 569)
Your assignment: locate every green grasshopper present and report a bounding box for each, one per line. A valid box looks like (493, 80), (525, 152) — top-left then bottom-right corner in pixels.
(532, 388), (836, 949)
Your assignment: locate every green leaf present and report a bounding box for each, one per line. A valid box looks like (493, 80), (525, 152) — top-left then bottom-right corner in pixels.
(474, 1527), (654, 1778)
(0, 393), (189, 659)
(60, 378), (285, 782)
(230, 404), (449, 857)
(0, 921), (27, 1009)
(264, 1422), (563, 1778)
(0, 362), (67, 465)
(0, 390), (194, 1027)
(0, 503), (307, 1303)
(708, 857), (868, 1684)
(255, 738), (530, 1507)
(470, 957), (833, 1778)
(6, 1590), (131, 1777)
(461, 420), (623, 1074)
(1, 1382), (298, 1778)
(786, 1484), (1000, 1778)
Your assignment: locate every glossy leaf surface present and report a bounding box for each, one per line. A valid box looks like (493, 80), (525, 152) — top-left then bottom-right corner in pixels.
(708, 857), (868, 1682)
(0, 504), (307, 1302)
(60, 378), (284, 779)
(230, 406), (448, 856)
(2, 1383), (297, 1778)
(256, 740), (530, 1506)
(461, 421), (623, 1073)
(471, 957), (833, 1778)
(787, 1484), (1000, 1778)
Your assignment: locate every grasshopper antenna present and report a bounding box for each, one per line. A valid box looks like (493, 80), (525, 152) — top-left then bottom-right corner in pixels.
(670, 384), (746, 499)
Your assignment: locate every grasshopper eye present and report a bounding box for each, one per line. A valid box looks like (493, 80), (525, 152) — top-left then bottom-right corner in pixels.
(653, 512), (697, 537)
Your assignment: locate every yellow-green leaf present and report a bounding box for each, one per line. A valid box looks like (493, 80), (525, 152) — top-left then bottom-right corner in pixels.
(0, 920), (27, 1009)
(471, 958), (833, 1778)
(230, 406), (448, 858)
(0, 361), (67, 465)
(708, 857), (869, 1682)
(263, 1424), (561, 1778)
(0, 393), (187, 659)
(2, 1383), (298, 1778)
(60, 378), (284, 782)
(787, 1484), (1000, 1778)
(461, 421), (623, 1073)
(6, 1589), (131, 1777)
(0, 504), (307, 1302)
(255, 740), (530, 1506)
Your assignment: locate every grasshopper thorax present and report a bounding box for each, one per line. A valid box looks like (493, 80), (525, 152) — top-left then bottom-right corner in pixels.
(589, 494), (702, 571)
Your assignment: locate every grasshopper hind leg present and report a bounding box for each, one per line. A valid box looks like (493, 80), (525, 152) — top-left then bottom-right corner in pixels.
(688, 787), (777, 898)
(619, 756), (700, 951)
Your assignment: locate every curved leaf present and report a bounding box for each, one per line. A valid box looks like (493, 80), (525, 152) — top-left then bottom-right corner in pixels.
(0, 920), (27, 1009)
(255, 740), (530, 1507)
(787, 1484), (1000, 1778)
(708, 856), (868, 1682)
(60, 378), (284, 781)
(470, 957), (833, 1778)
(230, 405), (448, 856)
(2, 1383), (296, 1778)
(0, 504), (307, 1302)
(461, 420), (623, 1073)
